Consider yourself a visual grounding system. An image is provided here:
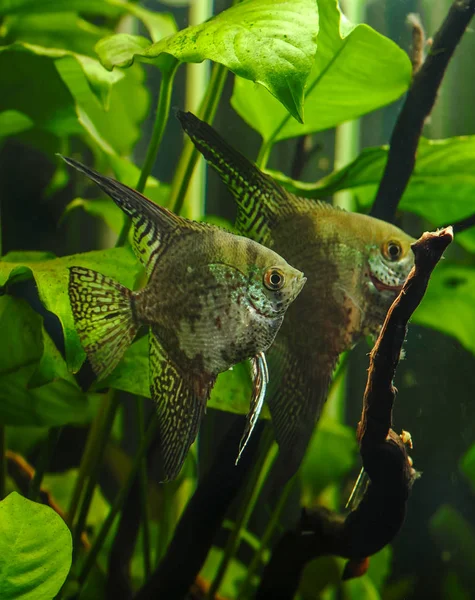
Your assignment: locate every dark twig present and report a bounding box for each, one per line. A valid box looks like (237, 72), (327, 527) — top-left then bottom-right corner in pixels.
(370, 0), (475, 222)
(134, 417), (263, 600)
(451, 212), (475, 234)
(256, 227), (454, 600)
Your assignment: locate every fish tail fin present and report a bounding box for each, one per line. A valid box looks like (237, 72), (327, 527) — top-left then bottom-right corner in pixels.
(69, 267), (139, 379)
(177, 110), (294, 244)
(149, 329), (215, 481)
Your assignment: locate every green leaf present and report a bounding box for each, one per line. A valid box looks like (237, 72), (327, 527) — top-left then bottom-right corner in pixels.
(0, 296), (99, 426)
(300, 416), (357, 503)
(0, 110), (33, 137)
(231, 0), (411, 142)
(63, 197), (125, 234)
(0, 492), (72, 599)
(0, 0), (123, 17)
(0, 247), (141, 373)
(96, 0), (319, 122)
(430, 505), (475, 588)
(271, 136), (475, 252)
(411, 264), (475, 357)
(1, 13), (110, 57)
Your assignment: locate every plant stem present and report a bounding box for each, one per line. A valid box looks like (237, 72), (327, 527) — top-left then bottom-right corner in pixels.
(255, 140), (273, 170)
(67, 398), (111, 526)
(137, 398), (152, 579)
(207, 426), (277, 600)
(183, 0), (213, 220)
(169, 62), (229, 216)
(78, 414), (159, 588)
(28, 427), (62, 502)
(73, 394), (120, 556)
(238, 477), (296, 599)
(116, 60), (179, 247)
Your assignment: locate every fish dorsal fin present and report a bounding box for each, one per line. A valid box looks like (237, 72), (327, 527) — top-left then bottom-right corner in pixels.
(60, 156), (208, 275)
(177, 111), (305, 246)
(149, 329), (215, 481)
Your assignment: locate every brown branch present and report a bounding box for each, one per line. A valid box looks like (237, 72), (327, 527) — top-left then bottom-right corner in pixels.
(407, 13), (426, 75)
(370, 0), (475, 222)
(256, 227), (454, 600)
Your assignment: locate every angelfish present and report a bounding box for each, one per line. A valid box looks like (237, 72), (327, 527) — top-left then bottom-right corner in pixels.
(61, 157), (306, 481)
(178, 112), (416, 484)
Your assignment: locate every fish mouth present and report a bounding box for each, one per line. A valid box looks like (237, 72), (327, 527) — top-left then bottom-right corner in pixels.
(369, 273), (403, 293)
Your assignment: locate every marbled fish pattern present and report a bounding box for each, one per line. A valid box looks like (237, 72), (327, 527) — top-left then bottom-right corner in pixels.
(178, 111), (415, 483)
(61, 157), (306, 481)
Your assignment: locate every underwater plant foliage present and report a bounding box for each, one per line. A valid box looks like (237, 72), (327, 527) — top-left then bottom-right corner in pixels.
(0, 0), (475, 598)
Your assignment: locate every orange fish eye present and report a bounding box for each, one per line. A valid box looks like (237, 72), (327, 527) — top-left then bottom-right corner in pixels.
(383, 240), (403, 261)
(264, 267), (285, 291)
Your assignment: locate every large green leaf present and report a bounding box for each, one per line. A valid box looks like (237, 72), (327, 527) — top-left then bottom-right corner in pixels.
(411, 264), (475, 357)
(0, 0), (177, 42)
(0, 492), (72, 599)
(271, 136), (475, 252)
(0, 247), (141, 373)
(1, 13), (110, 57)
(0, 110), (33, 138)
(231, 0), (411, 143)
(0, 295), (99, 426)
(96, 0), (319, 122)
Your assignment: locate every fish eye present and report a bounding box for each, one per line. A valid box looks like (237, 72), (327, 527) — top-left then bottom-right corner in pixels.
(383, 240), (403, 261)
(264, 267), (285, 291)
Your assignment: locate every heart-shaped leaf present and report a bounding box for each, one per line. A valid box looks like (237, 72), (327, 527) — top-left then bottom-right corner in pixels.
(231, 0), (411, 142)
(96, 0), (319, 122)
(0, 492), (72, 599)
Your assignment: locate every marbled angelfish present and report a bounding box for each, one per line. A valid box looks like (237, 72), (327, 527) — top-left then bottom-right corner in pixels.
(61, 157), (306, 481)
(178, 112), (415, 484)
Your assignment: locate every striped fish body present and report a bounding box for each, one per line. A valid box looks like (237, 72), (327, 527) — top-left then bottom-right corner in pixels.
(62, 157), (306, 481)
(178, 111), (415, 483)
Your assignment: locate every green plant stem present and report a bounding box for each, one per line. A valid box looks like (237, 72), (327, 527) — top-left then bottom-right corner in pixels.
(73, 394), (120, 555)
(169, 61), (229, 216)
(28, 427), (62, 502)
(207, 426), (277, 600)
(137, 398), (152, 579)
(78, 414), (159, 588)
(67, 398), (111, 526)
(115, 60), (179, 247)
(0, 426), (6, 500)
(238, 477), (296, 599)
(156, 481), (174, 564)
(255, 140), (273, 170)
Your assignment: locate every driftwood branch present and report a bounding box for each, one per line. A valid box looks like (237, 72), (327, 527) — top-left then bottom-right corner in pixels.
(370, 0), (475, 222)
(255, 227), (454, 600)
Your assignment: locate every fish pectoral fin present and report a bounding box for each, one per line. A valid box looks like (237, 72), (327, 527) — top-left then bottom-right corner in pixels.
(235, 352), (269, 465)
(149, 330), (215, 481)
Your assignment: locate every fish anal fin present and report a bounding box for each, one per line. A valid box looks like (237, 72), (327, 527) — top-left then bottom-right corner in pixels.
(149, 329), (215, 481)
(69, 267), (138, 379)
(267, 349), (331, 486)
